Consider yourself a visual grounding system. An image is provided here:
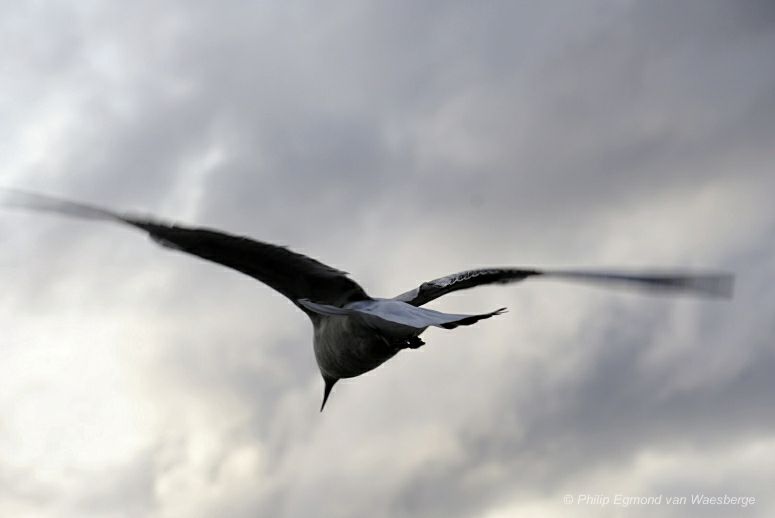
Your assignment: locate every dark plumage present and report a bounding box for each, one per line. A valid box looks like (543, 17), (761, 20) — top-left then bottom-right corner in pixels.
(2, 190), (734, 411)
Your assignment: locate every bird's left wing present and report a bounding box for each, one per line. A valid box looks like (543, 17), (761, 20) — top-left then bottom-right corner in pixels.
(394, 267), (734, 307)
(2, 190), (369, 310)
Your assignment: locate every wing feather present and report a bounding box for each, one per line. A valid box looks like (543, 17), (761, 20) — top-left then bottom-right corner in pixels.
(2, 190), (369, 309)
(394, 267), (733, 306)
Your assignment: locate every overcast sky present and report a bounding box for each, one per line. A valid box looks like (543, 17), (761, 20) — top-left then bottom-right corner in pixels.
(1, 1), (774, 517)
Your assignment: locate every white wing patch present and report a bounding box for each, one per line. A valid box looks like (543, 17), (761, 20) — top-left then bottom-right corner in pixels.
(299, 298), (506, 331)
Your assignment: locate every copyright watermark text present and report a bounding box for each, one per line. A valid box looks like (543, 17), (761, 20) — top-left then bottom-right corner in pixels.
(563, 493), (756, 508)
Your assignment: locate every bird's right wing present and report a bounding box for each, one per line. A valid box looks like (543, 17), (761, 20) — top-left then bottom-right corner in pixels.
(394, 267), (734, 307)
(2, 190), (369, 310)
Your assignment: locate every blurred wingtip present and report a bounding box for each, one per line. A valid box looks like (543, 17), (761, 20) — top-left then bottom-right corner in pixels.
(545, 269), (736, 300)
(622, 271), (736, 300)
(0, 188), (119, 222)
(690, 273), (735, 299)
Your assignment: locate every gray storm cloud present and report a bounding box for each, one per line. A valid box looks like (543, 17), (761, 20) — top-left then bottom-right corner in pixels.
(1, 1), (774, 517)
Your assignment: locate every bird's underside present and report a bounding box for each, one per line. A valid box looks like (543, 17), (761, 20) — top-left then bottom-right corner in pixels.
(1, 190), (734, 411)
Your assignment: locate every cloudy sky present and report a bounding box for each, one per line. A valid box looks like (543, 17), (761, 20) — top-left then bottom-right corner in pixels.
(1, 1), (774, 517)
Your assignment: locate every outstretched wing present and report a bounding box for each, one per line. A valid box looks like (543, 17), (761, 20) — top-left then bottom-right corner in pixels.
(2, 190), (369, 310)
(394, 267), (734, 307)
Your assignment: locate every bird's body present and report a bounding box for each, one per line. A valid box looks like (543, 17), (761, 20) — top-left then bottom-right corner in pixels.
(313, 310), (400, 380)
(1, 190), (734, 411)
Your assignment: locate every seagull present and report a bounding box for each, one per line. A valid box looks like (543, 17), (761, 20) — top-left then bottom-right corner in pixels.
(2, 190), (733, 411)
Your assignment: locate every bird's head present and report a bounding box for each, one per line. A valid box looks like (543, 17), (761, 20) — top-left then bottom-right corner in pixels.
(320, 375), (338, 412)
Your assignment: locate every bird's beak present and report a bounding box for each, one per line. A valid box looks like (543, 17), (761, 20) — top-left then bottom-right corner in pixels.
(320, 376), (338, 412)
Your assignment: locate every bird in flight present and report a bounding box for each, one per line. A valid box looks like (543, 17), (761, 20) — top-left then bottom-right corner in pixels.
(2, 190), (733, 411)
